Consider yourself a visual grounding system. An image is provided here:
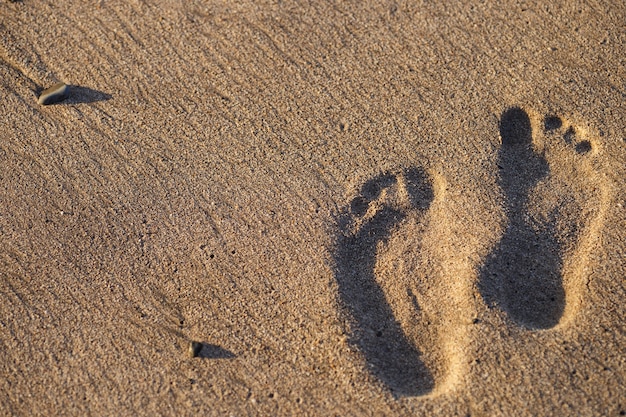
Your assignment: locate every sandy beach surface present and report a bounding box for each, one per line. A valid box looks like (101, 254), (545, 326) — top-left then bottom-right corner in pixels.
(1, 1), (624, 415)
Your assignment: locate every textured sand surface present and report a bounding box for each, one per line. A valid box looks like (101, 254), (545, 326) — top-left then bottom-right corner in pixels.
(1, 1), (625, 415)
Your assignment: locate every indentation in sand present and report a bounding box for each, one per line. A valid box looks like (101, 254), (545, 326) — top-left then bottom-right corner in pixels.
(479, 107), (609, 330)
(333, 167), (464, 397)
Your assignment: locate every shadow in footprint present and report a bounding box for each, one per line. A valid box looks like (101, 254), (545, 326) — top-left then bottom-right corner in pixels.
(334, 168), (434, 397)
(479, 107), (565, 329)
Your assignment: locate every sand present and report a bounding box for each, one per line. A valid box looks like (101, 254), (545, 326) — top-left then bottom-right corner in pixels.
(1, 1), (624, 415)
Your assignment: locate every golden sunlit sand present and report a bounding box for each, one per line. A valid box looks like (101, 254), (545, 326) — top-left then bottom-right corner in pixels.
(1, 1), (624, 415)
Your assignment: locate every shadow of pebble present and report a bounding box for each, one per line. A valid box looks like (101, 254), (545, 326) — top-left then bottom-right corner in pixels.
(198, 343), (236, 359)
(67, 85), (112, 104)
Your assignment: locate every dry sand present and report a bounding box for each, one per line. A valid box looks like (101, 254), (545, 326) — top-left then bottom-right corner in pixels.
(1, 1), (625, 415)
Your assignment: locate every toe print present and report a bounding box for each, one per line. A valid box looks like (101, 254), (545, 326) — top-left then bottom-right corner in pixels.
(479, 107), (605, 329)
(334, 167), (437, 397)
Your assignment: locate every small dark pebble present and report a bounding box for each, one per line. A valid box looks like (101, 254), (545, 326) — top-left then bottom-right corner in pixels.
(38, 82), (69, 105)
(189, 341), (203, 358)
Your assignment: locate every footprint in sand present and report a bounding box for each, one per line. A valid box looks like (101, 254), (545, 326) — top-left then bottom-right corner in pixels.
(479, 107), (604, 329)
(334, 167), (440, 397)
(332, 108), (605, 395)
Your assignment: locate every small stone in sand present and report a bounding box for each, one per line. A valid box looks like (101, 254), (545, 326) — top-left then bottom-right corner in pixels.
(38, 82), (69, 105)
(188, 341), (203, 358)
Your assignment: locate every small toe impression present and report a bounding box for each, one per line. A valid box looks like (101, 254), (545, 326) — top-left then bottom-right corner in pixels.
(351, 173), (397, 216)
(544, 115), (563, 131)
(575, 140), (592, 155)
(361, 173), (397, 200)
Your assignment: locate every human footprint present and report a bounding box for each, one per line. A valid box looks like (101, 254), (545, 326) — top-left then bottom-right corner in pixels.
(333, 167), (437, 397)
(479, 107), (604, 329)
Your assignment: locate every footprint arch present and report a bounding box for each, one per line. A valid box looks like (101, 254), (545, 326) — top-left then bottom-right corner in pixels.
(479, 107), (608, 330)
